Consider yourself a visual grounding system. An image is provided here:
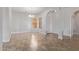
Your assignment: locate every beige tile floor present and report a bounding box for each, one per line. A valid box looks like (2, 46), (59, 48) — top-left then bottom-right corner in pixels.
(2, 32), (79, 51)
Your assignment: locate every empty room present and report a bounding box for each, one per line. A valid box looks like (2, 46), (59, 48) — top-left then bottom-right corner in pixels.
(0, 7), (79, 51)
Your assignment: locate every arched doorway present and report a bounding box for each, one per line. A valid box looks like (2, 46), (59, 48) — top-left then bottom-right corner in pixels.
(46, 10), (56, 33)
(72, 10), (79, 35)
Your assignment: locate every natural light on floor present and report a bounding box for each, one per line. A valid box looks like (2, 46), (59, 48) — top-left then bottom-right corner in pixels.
(30, 34), (38, 51)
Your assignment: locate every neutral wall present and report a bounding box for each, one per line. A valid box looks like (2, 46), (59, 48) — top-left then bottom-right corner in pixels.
(2, 7), (79, 42)
(70, 8), (79, 34)
(0, 8), (2, 42)
(40, 7), (79, 39)
(9, 7), (79, 39)
(11, 11), (32, 32)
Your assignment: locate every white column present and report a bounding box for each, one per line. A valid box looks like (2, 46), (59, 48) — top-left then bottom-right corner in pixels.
(2, 8), (12, 42)
(8, 7), (12, 41)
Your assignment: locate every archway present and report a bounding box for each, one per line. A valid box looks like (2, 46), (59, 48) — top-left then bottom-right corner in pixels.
(46, 10), (56, 33)
(72, 10), (79, 35)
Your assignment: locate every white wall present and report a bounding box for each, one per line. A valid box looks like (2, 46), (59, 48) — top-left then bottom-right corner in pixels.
(11, 7), (79, 39)
(61, 8), (79, 36)
(11, 11), (32, 32)
(0, 8), (2, 42)
(39, 8), (58, 33)
(2, 7), (79, 42)
(40, 7), (79, 39)
(39, 7), (66, 39)
(70, 8), (79, 34)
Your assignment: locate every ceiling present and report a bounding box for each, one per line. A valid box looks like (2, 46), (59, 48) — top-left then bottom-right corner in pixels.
(12, 7), (47, 15)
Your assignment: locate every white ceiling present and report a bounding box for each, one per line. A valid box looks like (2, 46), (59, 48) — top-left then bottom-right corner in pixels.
(12, 7), (46, 14)
(12, 7), (27, 13)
